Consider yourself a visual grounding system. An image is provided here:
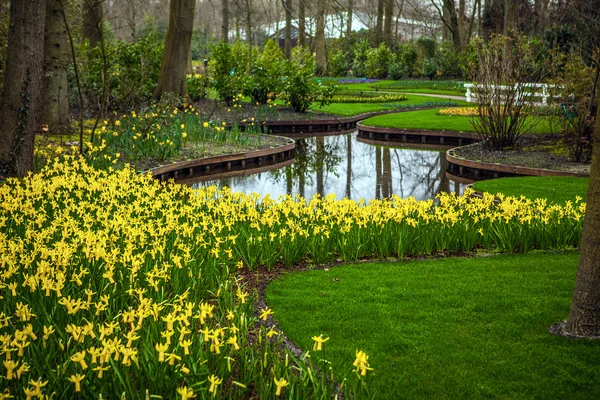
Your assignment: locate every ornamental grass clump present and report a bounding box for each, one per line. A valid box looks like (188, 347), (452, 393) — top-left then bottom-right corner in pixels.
(0, 158), (373, 399)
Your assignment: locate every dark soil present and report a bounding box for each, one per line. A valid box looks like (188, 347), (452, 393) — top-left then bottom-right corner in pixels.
(452, 134), (590, 174)
(133, 134), (292, 172)
(195, 99), (340, 123)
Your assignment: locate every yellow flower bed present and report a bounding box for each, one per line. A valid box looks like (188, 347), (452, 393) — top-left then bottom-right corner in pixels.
(437, 107), (479, 117)
(0, 158), (584, 398)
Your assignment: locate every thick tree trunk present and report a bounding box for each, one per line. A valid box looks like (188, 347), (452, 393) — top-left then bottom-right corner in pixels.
(503, 0), (517, 35)
(298, 0), (306, 47)
(375, 0), (384, 45)
(315, 0), (326, 74)
(155, 0), (195, 100)
(43, 0), (70, 134)
(222, 0), (229, 43)
(383, 0), (393, 46)
(82, 0), (102, 47)
(284, 0), (292, 58)
(561, 104), (600, 337)
(0, 0), (47, 178)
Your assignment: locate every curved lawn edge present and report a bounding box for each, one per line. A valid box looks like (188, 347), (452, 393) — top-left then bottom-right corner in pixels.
(145, 134), (296, 181)
(446, 146), (590, 180)
(357, 121), (480, 148)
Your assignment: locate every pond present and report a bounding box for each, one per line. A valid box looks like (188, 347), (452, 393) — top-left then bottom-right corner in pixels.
(186, 132), (466, 201)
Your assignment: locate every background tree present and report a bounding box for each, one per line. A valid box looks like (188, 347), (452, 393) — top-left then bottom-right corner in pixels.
(83, 0), (103, 46)
(222, 0), (229, 43)
(155, 0), (196, 99)
(43, 0), (70, 134)
(0, 0), (47, 178)
(315, 0), (327, 74)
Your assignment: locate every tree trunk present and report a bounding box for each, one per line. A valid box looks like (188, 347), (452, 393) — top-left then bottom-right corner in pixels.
(375, 0), (384, 45)
(298, 0), (306, 47)
(345, 135), (352, 199)
(383, 0), (393, 46)
(503, 0), (517, 35)
(222, 0), (229, 43)
(43, 0), (70, 135)
(375, 146), (382, 200)
(315, 0), (326, 74)
(443, 0), (462, 50)
(284, 0), (292, 58)
(246, 0), (252, 71)
(82, 0), (102, 47)
(346, 0), (353, 39)
(561, 103), (600, 337)
(0, 0), (47, 178)
(382, 148), (392, 198)
(316, 137), (325, 197)
(155, 0), (196, 100)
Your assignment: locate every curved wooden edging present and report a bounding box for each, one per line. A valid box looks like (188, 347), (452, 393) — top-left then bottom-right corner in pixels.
(357, 122), (480, 148)
(357, 136), (456, 151)
(146, 137), (296, 181)
(234, 107), (445, 136)
(446, 145), (590, 180)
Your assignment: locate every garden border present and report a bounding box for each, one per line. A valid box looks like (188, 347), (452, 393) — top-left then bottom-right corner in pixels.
(356, 122), (480, 148)
(146, 136), (296, 182)
(446, 145), (590, 180)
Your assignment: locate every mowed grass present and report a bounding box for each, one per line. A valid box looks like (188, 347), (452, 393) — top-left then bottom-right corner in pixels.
(472, 176), (589, 205)
(362, 108), (554, 134)
(267, 252), (600, 399)
(314, 95), (468, 116)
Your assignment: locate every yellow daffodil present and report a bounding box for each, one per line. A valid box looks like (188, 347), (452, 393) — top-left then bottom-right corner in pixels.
(311, 334), (329, 351)
(274, 376), (289, 396)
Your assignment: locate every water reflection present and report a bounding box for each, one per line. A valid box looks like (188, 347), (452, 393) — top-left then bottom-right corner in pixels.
(189, 132), (466, 201)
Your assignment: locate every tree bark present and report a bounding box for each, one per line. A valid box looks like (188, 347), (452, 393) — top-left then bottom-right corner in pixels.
(383, 0), (393, 46)
(0, 0), (47, 178)
(284, 0), (292, 58)
(155, 0), (196, 100)
(298, 0), (306, 47)
(503, 0), (517, 35)
(562, 102), (600, 337)
(375, 0), (384, 45)
(315, 0), (326, 74)
(443, 0), (462, 49)
(43, 0), (70, 134)
(82, 0), (102, 47)
(222, 0), (229, 43)
(346, 0), (353, 39)
(246, 0), (252, 71)
(316, 136), (325, 197)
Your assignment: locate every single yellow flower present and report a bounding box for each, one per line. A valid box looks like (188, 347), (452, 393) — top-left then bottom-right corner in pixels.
(274, 376), (289, 396)
(68, 374), (85, 392)
(208, 374), (222, 396)
(177, 386), (196, 400)
(311, 334), (329, 351)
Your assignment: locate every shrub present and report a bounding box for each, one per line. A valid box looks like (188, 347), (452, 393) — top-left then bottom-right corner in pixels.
(81, 30), (164, 109)
(436, 41), (464, 78)
(208, 42), (245, 105)
(243, 39), (284, 104)
(186, 73), (207, 101)
(365, 43), (390, 79)
(417, 37), (436, 59)
(423, 57), (438, 79)
(282, 47), (337, 113)
(398, 42), (420, 77)
(350, 39), (370, 77)
(388, 54), (407, 80)
(329, 49), (352, 77)
(471, 34), (544, 149)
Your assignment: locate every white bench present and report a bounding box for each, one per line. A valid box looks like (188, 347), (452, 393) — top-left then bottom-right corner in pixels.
(464, 83), (563, 106)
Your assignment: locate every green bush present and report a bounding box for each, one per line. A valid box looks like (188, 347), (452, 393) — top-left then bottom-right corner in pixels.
(208, 42), (246, 105)
(282, 48), (337, 113)
(417, 37), (436, 59)
(398, 42), (420, 77)
(329, 49), (352, 77)
(388, 54), (407, 80)
(81, 30), (164, 109)
(243, 39), (284, 104)
(186, 73), (207, 101)
(365, 43), (390, 79)
(436, 41), (464, 78)
(350, 39), (370, 77)
(423, 58), (438, 79)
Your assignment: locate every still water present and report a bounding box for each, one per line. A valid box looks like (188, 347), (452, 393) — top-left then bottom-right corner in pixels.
(189, 132), (466, 201)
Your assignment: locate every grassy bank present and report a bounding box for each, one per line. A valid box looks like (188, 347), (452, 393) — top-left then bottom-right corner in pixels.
(362, 108), (554, 134)
(267, 252), (599, 399)
(471, 176), (589, 204)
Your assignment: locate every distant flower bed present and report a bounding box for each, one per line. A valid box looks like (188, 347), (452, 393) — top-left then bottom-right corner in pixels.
(332, 94), (408, 103)
(438, 107), (479, 117)
(337, 78), (380, 84)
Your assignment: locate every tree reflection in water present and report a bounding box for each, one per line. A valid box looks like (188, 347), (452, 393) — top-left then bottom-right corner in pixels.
(191, 132), (466, 201)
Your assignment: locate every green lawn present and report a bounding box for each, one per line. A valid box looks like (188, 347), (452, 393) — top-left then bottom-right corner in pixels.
(267, 252), (600, 399)
(314, 95), (468, 117)
(362, 108), (554, 134)
(471, 176), (589, 204)
(337, 80), (467, 97)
